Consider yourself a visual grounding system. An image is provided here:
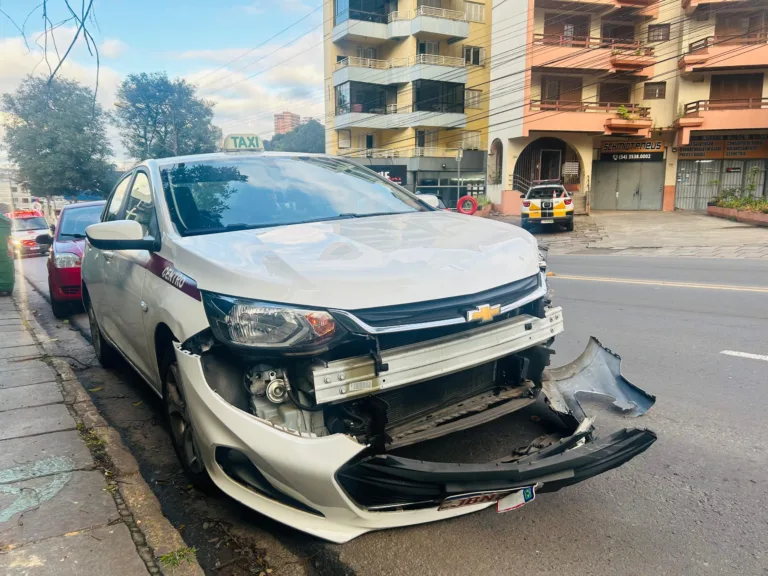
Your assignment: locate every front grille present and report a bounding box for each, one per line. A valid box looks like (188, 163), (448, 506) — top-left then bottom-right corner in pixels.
(379, 362), (497, 429)
(345, 274), (540, 328)
(60, 286), (79, 295)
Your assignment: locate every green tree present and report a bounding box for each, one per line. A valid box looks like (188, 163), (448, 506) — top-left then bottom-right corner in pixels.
(1, 76), (115, 198)
(264, 120), (325, 153)
(114, 72), (222, 160)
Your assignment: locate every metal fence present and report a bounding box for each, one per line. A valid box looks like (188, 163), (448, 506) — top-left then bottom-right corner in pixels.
(675, 159), (767, 211)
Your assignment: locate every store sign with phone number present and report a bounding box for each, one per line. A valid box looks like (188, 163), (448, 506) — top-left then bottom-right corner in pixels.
(679, 134), (768, 160)
(600, 140), (665, 162)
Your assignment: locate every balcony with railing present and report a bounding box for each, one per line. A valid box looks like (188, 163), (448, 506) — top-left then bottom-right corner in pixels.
(333, 54), (467, 85)
(333, 3), (472, 42)
(675, 98), (768, 144)
(679, 32), (768, 73)
(682, 0), (746, 12)
(526, 100), (652, 136)
(335, 102), (467, 129)
(532, 34), (656, 75)
(340, 146), (464, 159)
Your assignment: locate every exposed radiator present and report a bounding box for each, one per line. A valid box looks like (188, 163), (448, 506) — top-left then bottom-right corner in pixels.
(378, 362), (497, 429)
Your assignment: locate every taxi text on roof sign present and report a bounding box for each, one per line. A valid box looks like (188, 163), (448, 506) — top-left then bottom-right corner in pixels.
(222, 134), (264, 152)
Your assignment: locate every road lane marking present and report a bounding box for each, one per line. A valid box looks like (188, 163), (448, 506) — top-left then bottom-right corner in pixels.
(550, 274), (768, 293)
(720, 350), (768, 363)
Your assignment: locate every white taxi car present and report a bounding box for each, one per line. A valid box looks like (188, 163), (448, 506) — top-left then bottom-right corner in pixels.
(82, 136), (655, 543)
(520, 180), (574, 232)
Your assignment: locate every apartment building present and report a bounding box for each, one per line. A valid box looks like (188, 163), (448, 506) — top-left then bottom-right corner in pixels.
(0, 167), (31, 212)
(323, 0), (492, 207)
(274, 111), (301, 135)
(487, 0), (768, 213)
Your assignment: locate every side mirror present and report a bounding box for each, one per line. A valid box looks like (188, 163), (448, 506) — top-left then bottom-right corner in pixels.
(419, 194), (441, 209)
(49, 224), (55, 233)
(85, 221), (158, 251)
(520, 193), (526, 199)
(35, 234), (53, 246)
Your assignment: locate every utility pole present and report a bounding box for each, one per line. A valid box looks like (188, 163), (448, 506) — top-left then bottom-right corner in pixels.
(456, 147), (464, 201)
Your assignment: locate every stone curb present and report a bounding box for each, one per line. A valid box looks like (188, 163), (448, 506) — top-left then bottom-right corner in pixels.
(12, 287), (204, 576)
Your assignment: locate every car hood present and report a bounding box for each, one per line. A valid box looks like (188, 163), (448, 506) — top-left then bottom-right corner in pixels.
(53, 238), (85, 257)
(172, 211), (540, 310)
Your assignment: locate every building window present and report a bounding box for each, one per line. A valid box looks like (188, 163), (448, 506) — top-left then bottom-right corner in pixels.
(338, 130), (351, 149)
(10, 186), (17, 193)
(356, 46), (376, 59)
(643, 82), (666, 100)
(465, 89), (482, 109)
(465, 1), (484, 23)
(418, 40), (439, 55)
(463, 46), (485, 66)
(461, 131), (481, 150)
(648, 24), (670, 42)
(413, 80), (465, 113)
(416, 130), (438, 150)
(20, 197), (30, 204)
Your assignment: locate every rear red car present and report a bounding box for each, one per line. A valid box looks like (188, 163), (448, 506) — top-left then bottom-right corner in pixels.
(44, 201), (105, 318)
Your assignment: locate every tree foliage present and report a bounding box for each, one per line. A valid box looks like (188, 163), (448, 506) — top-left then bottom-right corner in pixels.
(264, 120), (325, 153)
(115, 72), (222, 160)
(1, 75), (115, 198)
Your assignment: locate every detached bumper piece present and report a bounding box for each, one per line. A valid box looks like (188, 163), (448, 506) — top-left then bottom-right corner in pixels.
(337, 337), (657, 511)
(337, 428), (656, 509)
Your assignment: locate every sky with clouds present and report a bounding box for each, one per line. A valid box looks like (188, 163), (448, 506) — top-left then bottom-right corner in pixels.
(0, 0), (325, 165)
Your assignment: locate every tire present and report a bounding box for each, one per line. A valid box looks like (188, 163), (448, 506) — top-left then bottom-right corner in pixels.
(86, 297), (119, 368)
(162, 350), (214, 491)
(565, 219), (574, 232)
(50, 287), (69, 319)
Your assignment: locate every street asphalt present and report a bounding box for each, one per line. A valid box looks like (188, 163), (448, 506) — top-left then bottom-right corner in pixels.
(13, 253), (768, 576)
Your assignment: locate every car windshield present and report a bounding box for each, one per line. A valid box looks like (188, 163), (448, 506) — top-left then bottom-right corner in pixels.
(58, 205), (104, 239)
(11, 217), (48, 231)
(527, 187), (567, 200)
(159, 156), (428, 236)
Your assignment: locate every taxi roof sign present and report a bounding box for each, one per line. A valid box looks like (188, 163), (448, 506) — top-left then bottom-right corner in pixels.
(222, 134), (264, 152)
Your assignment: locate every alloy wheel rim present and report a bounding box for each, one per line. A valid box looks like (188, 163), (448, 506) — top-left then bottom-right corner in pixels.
(166, 364), (204, 474)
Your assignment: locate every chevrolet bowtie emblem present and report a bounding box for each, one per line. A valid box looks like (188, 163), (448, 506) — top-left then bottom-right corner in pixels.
(466, 304), (501, 323)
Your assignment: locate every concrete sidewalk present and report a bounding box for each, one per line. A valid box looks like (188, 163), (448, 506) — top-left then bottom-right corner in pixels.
(0, 295), (150, 574)
(0, 285), (200, 575)
(492, 210), (768, 259)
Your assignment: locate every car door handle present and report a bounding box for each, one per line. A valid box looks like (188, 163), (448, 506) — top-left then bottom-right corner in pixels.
(103, 250), (114, 262)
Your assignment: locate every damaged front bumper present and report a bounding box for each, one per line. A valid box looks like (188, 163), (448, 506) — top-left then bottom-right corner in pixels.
(174, 336), (656, 543)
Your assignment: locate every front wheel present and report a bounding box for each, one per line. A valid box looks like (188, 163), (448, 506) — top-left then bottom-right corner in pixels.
(164, 358), (214, 491)
(86, 297), (119, 367)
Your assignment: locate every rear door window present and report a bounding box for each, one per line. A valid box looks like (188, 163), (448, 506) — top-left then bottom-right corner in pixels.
(527, 187), (568, 200)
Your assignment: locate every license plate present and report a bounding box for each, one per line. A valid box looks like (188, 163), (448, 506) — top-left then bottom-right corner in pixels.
(497, 486), (536, 513)
(438, 486), (535, 512)
(540, 219), (554, 224)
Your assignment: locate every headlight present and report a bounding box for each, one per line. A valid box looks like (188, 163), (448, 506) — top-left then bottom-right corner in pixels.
(202, 292), (341, 351)
(54, 253), (81, 268)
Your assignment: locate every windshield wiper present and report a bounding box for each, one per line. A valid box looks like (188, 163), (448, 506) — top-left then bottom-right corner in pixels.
(181, 223), (276, 236)
(336, 211), (408, 219)
(60, 233), (86, 239)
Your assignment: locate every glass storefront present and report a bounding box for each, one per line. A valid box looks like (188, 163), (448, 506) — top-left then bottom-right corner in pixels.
(415, 171), (486, 208)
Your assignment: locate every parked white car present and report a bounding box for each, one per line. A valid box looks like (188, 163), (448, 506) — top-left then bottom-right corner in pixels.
(82, 138), (656, 543)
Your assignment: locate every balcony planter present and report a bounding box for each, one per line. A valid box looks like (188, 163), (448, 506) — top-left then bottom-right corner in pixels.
(707, 205), (768, 227)
(473, 204), (492, 218)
